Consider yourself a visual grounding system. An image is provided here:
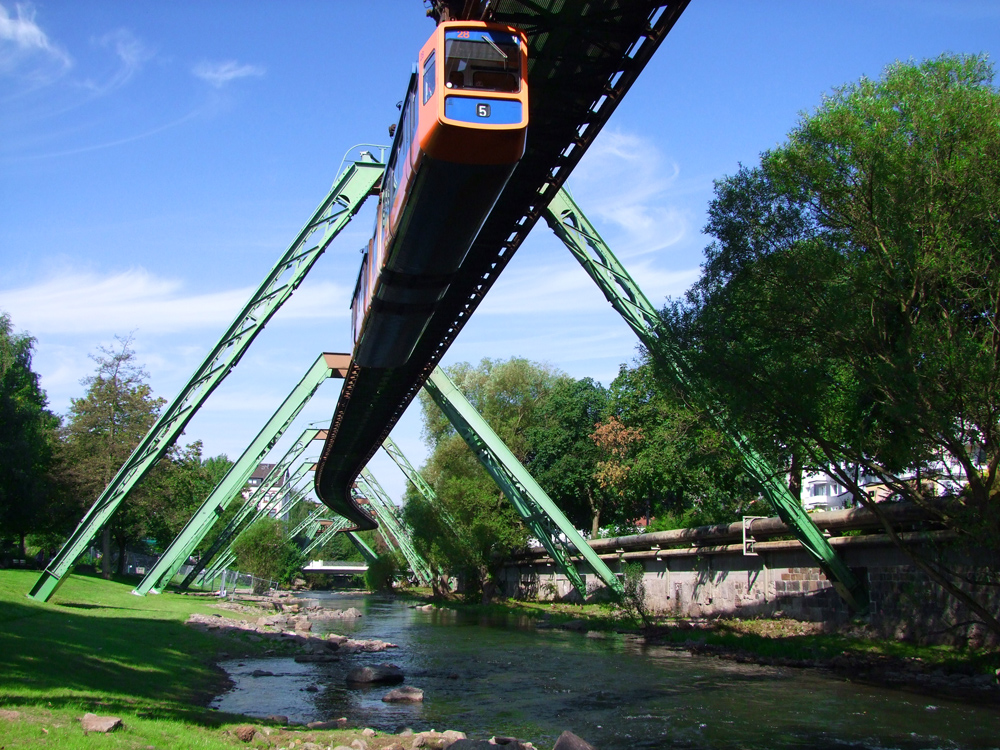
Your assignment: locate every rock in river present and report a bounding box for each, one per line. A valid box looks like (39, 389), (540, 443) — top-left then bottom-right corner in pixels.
(346, 664), (405, 685)
(383, 686), (424, 703)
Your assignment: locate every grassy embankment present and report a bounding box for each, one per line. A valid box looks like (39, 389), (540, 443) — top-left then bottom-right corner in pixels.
(0, 570), (356, 749)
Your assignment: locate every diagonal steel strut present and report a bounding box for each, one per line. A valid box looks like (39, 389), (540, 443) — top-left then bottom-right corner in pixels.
(29, 153), (383, 602)
(544, 186), (868, 612)
(134, 353), (350, 595)
(424, 366), (624, 600)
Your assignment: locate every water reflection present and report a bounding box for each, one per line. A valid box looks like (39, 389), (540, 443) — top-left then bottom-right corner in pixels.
(211, 593), (1000, 749)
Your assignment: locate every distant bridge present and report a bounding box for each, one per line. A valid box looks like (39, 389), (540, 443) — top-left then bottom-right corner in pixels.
(302, 560), (368, 574)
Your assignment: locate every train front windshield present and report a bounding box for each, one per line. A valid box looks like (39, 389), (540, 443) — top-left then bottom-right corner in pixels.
(444, 30), (520, 93)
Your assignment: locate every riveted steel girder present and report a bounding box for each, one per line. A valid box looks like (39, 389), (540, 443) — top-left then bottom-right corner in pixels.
(356, 469), (434, 585)
(181, 430), (320, 588)
(29, 154), (382, 602)
(424, 366), (624, 599)
(544, 186), (868, 612)
(134, 354), (348, 595)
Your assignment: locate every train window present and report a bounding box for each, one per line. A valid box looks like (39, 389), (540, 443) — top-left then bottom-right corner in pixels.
(444, 30), (520, 93)
(422, 52), (435, 104)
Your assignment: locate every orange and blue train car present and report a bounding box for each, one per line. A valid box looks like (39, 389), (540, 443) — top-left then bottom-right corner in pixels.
(351, 21), (529, 368)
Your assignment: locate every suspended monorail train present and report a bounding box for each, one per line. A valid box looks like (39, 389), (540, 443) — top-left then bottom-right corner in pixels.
(351, 21), (529, 367)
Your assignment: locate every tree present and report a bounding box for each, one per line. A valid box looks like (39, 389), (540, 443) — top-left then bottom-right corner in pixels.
(405, 358), (570, 601)
(606, 360), (766, 530)
(0, 313), (59, 557)
(231, 517), (304, 593)
(526, 377), (613, 536)
(668, 54), (1000, 636)
(61, 336), (165, 577)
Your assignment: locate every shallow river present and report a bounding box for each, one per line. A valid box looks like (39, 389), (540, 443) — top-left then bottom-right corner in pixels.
(211, 593), (999, 749)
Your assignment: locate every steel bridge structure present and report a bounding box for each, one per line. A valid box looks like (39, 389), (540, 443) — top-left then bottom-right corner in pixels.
(31, 0), (868, 612)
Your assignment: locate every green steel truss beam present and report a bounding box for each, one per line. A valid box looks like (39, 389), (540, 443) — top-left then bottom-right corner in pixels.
(301, 516), (351, 557)
(29, 153), (383, 602)
(424, 367), (623, 599)
(134, 354), (349, 595)
(197, 462), (316, 584)
(381, 437), (436, 503)
(356, 469), (434, 585)
(180, 429), (320, 588)
(346, 532), (379, 566)
(381, 436), (472, 558)
(289, 504), (330, 541)
(544, 187), (867, 611)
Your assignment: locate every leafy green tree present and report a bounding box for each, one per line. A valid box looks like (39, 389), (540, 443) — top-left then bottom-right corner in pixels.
(606, 360), (765, 530)
(232, 517), (304, 593)
(61, 336), (165, 577)
(0, 314), (59, 557)
(667, 54), (1000, 636)
(406, 358), (570, 601)
(526, 377), (614, 536)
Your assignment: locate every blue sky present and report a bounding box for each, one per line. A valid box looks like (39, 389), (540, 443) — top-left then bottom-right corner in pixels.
(2, 1), (998, 508)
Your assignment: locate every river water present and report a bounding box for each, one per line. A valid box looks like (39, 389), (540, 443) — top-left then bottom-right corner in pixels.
(211, 593), (999, 749)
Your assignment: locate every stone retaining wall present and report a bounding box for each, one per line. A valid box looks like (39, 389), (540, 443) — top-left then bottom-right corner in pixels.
(498, 537), (998, 648)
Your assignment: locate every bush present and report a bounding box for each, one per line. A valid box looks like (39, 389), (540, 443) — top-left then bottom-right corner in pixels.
(232, 518), (304, 592)
(364, 553), (399, 591)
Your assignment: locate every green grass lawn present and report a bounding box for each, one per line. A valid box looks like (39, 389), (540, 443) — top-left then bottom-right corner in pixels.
(0, 569), (270, 749)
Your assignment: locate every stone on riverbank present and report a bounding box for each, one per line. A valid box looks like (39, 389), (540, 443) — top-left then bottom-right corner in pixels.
(411, 729), (467, 749)
(383, 686), (424, 703)
(347, 664), (405, 685)
(307, 718), (348, 729)
(80, 713), (122, 734)
(234, 725), (257, 742)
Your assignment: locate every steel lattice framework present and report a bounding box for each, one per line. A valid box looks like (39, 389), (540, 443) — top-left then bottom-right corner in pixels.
(543, 187), (867, 610)
(29, 154), (383, 602)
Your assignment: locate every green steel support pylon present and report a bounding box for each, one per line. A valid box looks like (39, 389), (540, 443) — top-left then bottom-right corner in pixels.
(135, 354), (349, 595)
(289, 504), (330, 541)
(544, 186), (867, 612)
(181, 430), (320, 588)
(29, 153), (383, 602)
(197, 463), (316, 585)
(356, 469), (434, 585)
(382, 436), (474, 559)
(346, 532), (379, 566)
(301, 516), (352, 557)
(424, 367), (623, 600)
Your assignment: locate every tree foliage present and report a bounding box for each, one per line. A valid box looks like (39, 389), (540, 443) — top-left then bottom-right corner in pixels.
(667, 54), (1000, 635)
(405, 358), (570, 600)
(0, 314), (59, 557)
(232, 517), (304, 592)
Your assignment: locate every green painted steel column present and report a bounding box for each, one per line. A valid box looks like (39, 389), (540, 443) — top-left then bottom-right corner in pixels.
(29, 153), (383, 602)
(424, 367), (624, 599)
(196, 462), (316, 585)
(346, 532), (379, 566)
(544, 186), (868, 611)
(134, 354), (347, 595)
(357, 470), (433, 585)
(180, 430), (320, 588)
(290, 504), (330, 540)
(301, 517), (352, 557)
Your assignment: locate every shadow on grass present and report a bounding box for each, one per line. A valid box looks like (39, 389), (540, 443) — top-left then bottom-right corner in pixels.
(0, 598), (237, 726)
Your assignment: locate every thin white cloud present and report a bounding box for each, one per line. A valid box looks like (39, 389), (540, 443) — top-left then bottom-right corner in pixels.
(81, 28), (151, 94)
(568, 129), (690, 257)
(0, 1), (71, 79)
(192, 59), (265, 88)
(0, 268), (349, 336)
(477, 260), (698, 316)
